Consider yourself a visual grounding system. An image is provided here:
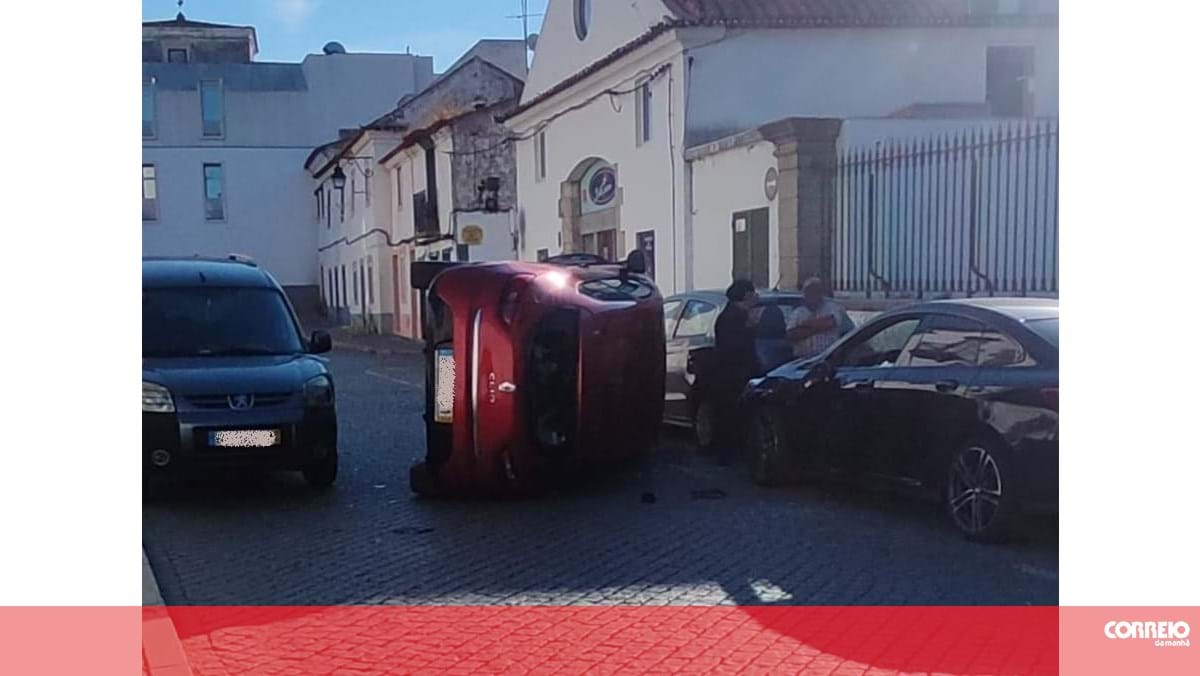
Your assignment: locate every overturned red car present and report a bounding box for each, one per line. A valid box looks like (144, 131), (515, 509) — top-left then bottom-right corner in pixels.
(410, 252), (665, 497)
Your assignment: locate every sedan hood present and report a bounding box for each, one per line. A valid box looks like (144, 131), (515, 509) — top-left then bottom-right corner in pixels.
(142, 355), (326, 396)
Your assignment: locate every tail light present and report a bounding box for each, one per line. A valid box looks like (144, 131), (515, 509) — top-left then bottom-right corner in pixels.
(1040, 387), (1058, 411)
(499, 275), (534, 325)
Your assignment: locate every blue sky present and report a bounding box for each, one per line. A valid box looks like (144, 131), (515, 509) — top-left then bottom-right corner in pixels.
(143, 0), (548, 70)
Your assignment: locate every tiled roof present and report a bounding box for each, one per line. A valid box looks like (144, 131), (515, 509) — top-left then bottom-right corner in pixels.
(661, 0), (1056, 26)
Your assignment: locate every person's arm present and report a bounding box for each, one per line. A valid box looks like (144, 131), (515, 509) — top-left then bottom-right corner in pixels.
(786, 315), (837, 341)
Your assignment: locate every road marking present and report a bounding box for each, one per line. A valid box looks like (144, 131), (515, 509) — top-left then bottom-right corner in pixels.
(1014, 563), (1058, 582)
(365, 370), (419, 388)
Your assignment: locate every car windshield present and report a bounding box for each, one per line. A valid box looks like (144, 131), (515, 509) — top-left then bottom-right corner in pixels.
(1025, 317), (1058, 348)
(143, 287), (305, 358)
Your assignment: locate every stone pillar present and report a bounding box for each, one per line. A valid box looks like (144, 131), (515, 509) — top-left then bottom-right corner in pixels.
(759, 117), (842, 291)
(557, 181), (581, 253)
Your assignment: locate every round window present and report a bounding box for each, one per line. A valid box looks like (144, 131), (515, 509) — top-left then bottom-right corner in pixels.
(574, 0), (592, 40)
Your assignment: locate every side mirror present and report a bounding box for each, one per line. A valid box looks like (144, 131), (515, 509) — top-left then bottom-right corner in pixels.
(810, 360), (836, 381)
(309, 330), (332, 354)
(625, 249), (648, 275)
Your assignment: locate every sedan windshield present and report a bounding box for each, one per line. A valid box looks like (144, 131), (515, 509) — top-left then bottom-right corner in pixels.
(143, 287), (305, 357)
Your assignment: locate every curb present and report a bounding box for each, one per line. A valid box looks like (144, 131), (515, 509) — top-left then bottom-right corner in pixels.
(142, 549), (194, 676)
(333, 339), (424, 358)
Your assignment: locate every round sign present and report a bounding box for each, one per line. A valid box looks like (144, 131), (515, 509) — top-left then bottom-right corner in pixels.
(588, 166), (617, 207)
(764, 166), (779, 202)
(460, 225), (484, 246)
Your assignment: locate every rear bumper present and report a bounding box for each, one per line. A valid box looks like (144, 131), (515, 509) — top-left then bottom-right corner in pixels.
(142, 406), (337, 472)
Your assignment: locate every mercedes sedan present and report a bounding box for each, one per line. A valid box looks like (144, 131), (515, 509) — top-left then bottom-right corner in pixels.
(742, 298), (1058, 541)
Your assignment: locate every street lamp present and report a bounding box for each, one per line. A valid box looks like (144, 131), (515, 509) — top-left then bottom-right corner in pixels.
(331, 164), (347, 190)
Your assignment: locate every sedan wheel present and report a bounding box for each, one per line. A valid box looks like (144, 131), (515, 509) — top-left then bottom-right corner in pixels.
(946, 442), (1014, 541)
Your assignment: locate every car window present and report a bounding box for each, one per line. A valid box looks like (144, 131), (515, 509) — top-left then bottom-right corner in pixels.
(143, 287), (305, 358)
(901, 314), (985, 367)
(977, 327), (1034, 367)
(1025, 317), (1058, 348)
(839, 318), (921, 368)
(675, 300), (719, 338)
(663, 300), (682, 337)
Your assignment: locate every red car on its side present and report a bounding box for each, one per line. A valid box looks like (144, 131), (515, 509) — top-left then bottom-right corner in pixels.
(410, 252), (665, 497)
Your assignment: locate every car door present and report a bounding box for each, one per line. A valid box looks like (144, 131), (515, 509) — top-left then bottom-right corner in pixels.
(663, 298), (716, 421)
(668, 299), (721, 421)
(817, 316), (924, 473)
(872, 313), (985, 484)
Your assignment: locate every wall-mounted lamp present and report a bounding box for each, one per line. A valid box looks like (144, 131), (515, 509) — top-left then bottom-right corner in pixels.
(331, 165), (347, 190)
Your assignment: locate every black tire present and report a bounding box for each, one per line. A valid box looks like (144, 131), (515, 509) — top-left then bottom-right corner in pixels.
(748, 408), (789, 486)
(694, 399), (716, 451)
(302, 447), (338, 489)
(945, 437), (1021, 542)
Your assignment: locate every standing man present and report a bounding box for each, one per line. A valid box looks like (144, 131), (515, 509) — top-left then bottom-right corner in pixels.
(712, 279), (760, 466)
(787, 277), (854, 360)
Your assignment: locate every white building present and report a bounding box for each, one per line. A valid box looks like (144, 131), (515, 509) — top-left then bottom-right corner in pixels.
(141, 13), (435, 309)
(309, 44), (526, 337)
(505, 0), (1059, 296)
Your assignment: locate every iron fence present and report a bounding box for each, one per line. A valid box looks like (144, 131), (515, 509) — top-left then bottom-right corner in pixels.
(833, 121), (1058, 297)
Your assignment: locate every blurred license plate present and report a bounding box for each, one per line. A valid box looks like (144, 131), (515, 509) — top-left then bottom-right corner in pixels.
(434, 347), (455, 424)
(208, 430), (281, 448)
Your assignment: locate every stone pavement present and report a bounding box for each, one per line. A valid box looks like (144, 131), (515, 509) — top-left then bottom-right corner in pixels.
(329, 326), (424, 357)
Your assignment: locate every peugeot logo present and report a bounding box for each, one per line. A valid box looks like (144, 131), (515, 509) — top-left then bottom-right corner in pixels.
(228, 394), (255, 410)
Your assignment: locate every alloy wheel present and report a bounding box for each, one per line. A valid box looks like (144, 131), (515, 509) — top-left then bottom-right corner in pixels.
(947, 446), (1004, 535)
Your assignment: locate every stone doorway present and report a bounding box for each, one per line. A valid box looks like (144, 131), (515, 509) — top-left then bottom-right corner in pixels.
(559, 158), (623, 260)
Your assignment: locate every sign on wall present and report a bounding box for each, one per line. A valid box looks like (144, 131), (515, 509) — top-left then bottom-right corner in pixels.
(580, 161), (617, 214)
(764, 167), (779, 202)
(460, 225), (484, 246)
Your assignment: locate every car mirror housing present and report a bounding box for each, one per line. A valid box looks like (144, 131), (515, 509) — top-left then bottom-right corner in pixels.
(625, 249), (648, 275)
(309, 330), (332, 354)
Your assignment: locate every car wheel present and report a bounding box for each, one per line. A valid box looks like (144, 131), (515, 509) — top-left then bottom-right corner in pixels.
(749, 408), (788, 486)
(302, 447), (338, 489)
(945, 438), (1019, 542)
(694, 400), (716, 451)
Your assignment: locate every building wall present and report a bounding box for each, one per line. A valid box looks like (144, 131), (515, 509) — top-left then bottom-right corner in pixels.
(143, 52), (432, 290)
(521, 0), (670, 101)
(511, 38), (690, 294)
(143, 146), (315, 291)
(687, 138), (779, 292)
(685, 25), (1059, 146)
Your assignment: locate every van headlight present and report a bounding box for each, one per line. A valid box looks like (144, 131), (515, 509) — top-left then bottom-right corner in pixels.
(143, 382), (175, 413)
(303, 375), (335, 407)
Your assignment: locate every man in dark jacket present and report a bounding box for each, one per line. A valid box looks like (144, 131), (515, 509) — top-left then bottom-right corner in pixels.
(712, 279), (760, 466)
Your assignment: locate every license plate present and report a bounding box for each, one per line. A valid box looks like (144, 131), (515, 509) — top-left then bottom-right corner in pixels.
(208, 429), (282, 448)
(434, 346), (455, 424)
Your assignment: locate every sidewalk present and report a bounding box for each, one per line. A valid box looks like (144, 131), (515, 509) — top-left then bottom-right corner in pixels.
(330, 327), (424, 357)
(142, 550), (193, 676)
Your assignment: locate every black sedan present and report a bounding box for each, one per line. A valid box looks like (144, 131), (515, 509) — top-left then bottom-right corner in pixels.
(742, 298), (1058, 541)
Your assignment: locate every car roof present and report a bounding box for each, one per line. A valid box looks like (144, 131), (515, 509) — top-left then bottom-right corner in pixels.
(142, 257), (275, 289)
(913, 297), (1059, 322)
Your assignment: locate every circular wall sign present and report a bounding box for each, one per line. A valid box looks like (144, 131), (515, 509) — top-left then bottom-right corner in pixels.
(588, 166), (617, 207)
(764, 166), (779, 202)
(460, 225), (484, 246)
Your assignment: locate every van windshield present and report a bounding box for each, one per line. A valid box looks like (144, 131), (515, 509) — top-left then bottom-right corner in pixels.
(143, 287), (305, 358)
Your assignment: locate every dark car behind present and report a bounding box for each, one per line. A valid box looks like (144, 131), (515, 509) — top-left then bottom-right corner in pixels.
(743, 298), (1058, 541)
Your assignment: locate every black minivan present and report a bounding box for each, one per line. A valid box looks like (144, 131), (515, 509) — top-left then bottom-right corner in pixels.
(142, 257), (338, 494)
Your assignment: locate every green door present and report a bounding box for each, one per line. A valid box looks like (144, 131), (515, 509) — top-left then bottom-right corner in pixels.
(731, 208), (770, 288)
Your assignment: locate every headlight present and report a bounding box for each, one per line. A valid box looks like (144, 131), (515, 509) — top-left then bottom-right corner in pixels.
(143, 382), (175, 413)
(303, 374), (335, 407)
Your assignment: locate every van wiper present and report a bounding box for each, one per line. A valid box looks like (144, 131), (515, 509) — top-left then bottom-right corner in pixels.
(203, 347), (287, 356)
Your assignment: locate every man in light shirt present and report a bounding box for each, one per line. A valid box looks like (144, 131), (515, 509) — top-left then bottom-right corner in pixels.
(786, 277), (854, 360)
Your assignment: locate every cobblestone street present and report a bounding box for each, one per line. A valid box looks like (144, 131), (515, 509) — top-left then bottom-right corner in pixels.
(143, 349), (1057, 607)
